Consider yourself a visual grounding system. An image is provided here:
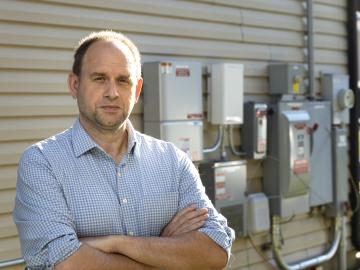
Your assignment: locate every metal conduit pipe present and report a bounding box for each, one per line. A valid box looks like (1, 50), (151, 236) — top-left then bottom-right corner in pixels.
(339, 216), (347, 270)
(0, 258), (25, 268)
(271, 215), (341, 270)
(203, 125), (223, 153)
(305, 0), (315, 98)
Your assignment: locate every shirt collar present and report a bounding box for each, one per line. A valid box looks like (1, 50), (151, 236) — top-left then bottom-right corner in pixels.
(72, 118), (138, 158)
(126, 119), (138, 155)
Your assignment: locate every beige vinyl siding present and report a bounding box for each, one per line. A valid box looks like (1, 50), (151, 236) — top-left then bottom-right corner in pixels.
(0, 0), (350, 269)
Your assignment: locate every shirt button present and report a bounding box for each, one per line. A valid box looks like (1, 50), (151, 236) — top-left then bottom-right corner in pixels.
(117, 172), (121, 177)
(122, 198), (128, 204)
(129, 231), (134, 236)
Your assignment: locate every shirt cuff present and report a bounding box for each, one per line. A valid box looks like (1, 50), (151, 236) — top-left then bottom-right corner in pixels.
(199, 226), (235, 259)
(50, 235), (82, 268)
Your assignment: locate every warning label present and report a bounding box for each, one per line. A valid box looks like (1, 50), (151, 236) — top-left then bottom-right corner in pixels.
(293, 159), (309, 174)
(176, 66), (190, 77)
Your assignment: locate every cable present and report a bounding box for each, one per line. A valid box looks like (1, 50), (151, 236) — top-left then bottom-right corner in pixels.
(248, 234), (277, 269)
(348, 167), (360, 213)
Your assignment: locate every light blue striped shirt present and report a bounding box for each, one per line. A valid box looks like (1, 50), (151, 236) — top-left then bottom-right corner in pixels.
(14, 119), (235, 269)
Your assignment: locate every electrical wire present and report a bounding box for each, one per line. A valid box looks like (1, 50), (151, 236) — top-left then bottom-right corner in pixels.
(348, 167), (360, 213)
(248, 234), (277, 270)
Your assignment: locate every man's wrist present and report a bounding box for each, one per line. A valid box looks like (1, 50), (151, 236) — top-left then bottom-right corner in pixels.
(104, 235), (119, 254)
(110, 235), (127, 254)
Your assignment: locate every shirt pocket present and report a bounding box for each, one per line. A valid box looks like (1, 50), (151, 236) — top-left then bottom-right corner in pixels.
(143, 192), (179, 236)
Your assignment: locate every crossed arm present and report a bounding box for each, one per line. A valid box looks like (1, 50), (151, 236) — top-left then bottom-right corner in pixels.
(55, 205), (228, 270)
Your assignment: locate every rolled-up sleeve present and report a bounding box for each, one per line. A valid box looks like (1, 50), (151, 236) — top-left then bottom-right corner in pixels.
(13, 147), (81, 269)
(177, 150), (235, 257)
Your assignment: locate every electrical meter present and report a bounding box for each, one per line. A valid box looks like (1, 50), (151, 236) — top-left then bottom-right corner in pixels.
(321, 73), (354, 124)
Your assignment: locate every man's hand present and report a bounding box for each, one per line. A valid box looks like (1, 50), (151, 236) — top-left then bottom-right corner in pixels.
(161, 204), (208, 237)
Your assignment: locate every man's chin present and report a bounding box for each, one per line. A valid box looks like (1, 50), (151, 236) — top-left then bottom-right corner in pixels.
(96, 119), (126, 131)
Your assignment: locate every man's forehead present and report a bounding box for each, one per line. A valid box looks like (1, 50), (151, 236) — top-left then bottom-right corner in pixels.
(86, 40), (132, 60)
(83, 40), (137, 73)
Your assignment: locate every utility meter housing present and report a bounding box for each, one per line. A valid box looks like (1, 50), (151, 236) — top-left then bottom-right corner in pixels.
(321, 73), (354, 125)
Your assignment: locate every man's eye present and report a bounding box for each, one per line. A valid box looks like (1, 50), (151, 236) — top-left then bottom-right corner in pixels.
(94, 77), (105, 82)
(118, 78), (130, 85)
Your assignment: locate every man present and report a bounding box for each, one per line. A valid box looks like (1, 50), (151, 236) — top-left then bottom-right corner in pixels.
(13, 30), (234, 270)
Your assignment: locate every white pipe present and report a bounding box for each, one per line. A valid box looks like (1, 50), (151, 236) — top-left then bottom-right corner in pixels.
(203, 125), (223, 153)
(272, 215), (341, 270)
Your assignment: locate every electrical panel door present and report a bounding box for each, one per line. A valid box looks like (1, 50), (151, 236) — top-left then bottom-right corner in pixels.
(264, 102), (311, 217)
(303, 101), (333, 207)
(199, 160), (247, 236)
(143, 62), (203, 122)
(282, 110), (311, 198)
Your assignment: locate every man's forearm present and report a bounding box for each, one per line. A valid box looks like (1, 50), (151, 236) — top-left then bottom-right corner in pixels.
(55, 243), (157, 270)
(111, 231), (227, 270)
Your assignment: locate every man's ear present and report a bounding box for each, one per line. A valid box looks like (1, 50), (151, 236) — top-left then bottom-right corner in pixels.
(68, 72), (79, 99)
(135, 77), (143, 103)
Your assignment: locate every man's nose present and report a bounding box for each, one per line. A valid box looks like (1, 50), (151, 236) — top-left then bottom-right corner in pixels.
(104, 80), (119, 99)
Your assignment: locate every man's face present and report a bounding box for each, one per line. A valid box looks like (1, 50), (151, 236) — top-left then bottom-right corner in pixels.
(69, 40), (142, 132)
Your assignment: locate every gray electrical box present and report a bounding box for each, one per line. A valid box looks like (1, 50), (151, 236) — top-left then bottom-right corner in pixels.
(143, 61), (204, 161)
(198, 160), (247, 236)
(143, 62), (203, 121)
(321, 74), (355, 125)
(327, 127), (349, 217)
(269, 63), (307, 95)
(242, 102), (267, 159)
(264, 102), (311, 217)
(303, 101), (333, 207)
(144, 121), (203, 161)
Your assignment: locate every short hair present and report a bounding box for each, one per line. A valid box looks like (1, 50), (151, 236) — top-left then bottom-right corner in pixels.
(72, 30), (141, 79)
